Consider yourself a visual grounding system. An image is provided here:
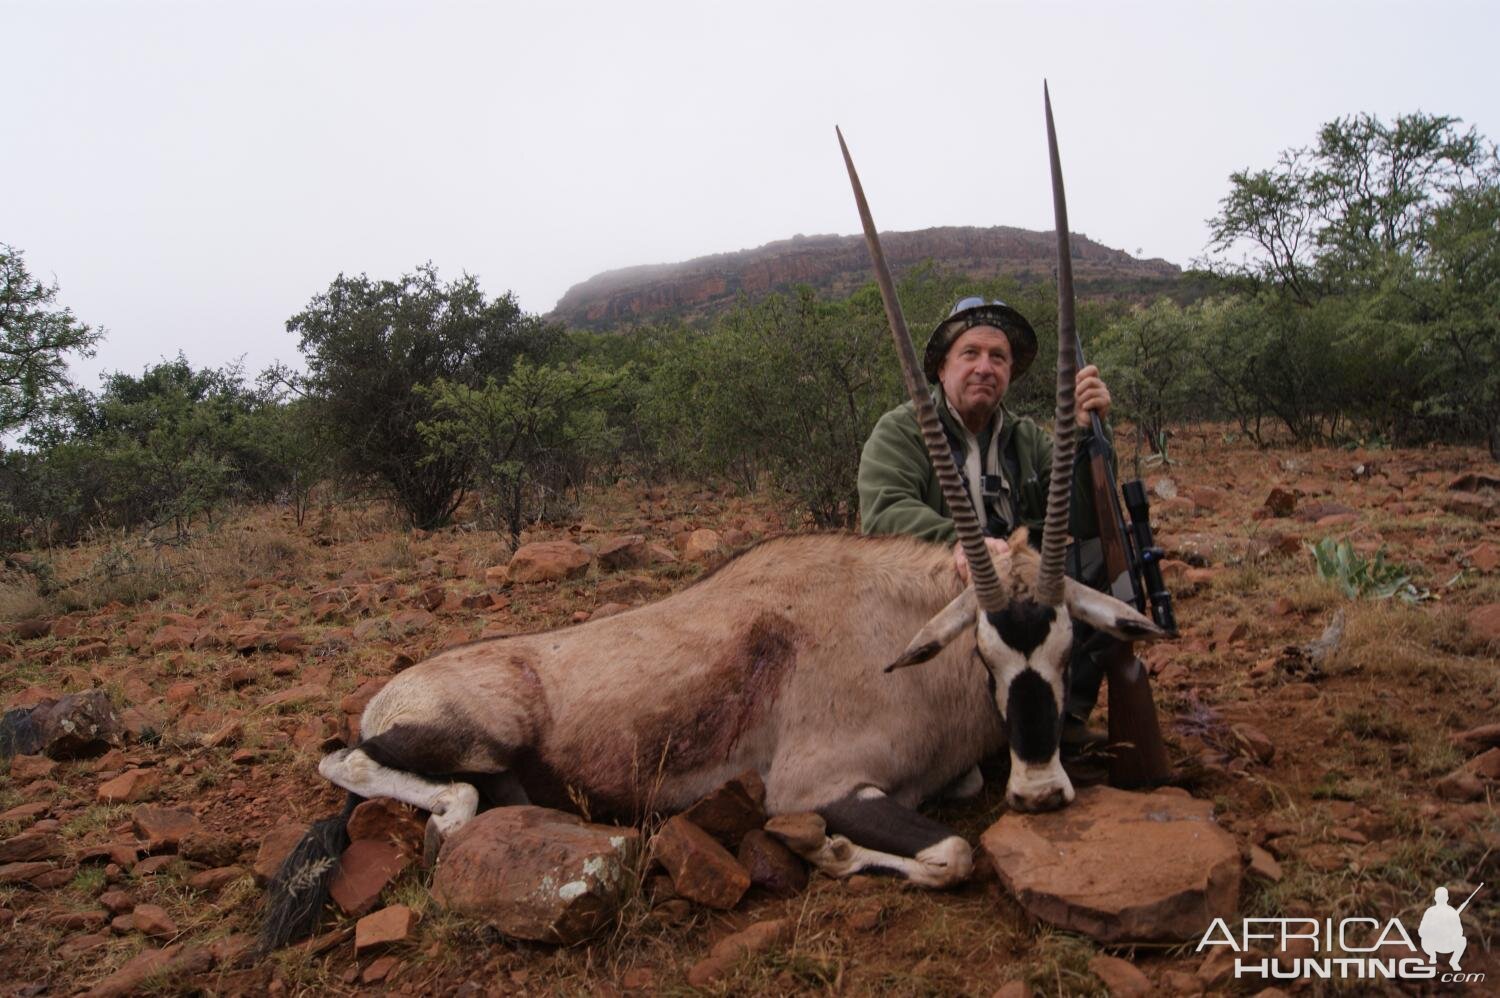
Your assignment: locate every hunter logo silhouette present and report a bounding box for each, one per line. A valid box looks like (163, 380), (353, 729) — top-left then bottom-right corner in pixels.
(1419, 883), (1483, 971)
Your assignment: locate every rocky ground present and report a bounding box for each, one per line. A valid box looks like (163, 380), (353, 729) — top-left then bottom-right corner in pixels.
(0, 428), (1496, 996)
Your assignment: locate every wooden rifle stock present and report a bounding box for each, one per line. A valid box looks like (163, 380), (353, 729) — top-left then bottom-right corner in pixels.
(1080, 403), (1172, 788)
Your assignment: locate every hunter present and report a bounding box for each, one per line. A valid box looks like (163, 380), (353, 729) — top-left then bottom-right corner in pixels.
(857, 296), (1116, 747)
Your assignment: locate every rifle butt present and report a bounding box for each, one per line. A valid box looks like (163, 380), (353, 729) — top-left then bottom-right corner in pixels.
(1105, 649), (1172, 788)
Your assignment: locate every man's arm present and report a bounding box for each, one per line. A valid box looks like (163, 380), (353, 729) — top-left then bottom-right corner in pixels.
(858, 406), (957, 543)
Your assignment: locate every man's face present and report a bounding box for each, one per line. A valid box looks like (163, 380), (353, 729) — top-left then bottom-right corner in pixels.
(938, 325), (1012, 422)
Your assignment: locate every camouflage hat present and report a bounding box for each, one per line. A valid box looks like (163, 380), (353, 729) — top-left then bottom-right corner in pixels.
(923, 297), (1039, 385)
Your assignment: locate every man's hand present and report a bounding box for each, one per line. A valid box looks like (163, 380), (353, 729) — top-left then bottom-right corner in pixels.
(1075, 364), (1112, 427)
(954, 537), (1011, 583)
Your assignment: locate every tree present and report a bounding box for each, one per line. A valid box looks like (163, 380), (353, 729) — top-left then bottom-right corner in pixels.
(0, 245), (102, 433)
(1204, 113), (1497, 300)
(418, 361), (626, 540)
(287, 265), (559, 529)
(1417, 185), (1500, 456)
(1094, 299), (1209, 455)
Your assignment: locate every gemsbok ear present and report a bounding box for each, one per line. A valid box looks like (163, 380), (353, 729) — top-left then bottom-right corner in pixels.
(885, 589), (978, 672)
(1064, 579), (1169, 641)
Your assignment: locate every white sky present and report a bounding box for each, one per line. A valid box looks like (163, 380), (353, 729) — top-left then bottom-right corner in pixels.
(7, 0), (1498, 387)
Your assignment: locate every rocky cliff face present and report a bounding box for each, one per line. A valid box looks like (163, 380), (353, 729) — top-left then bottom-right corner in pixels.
(550, 226), (1180, 328)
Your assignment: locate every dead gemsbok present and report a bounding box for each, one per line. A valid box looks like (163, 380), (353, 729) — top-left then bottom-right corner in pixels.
(261, 87), (1167, 949)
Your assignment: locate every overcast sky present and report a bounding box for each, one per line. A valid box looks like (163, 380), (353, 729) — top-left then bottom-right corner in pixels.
(7, 0), (1498, 387)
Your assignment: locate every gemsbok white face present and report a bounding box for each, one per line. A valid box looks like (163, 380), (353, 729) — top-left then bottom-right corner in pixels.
(885, 544), (1164, 812)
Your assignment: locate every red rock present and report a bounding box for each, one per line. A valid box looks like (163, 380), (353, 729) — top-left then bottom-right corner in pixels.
(222, 667), (256, 689)
(709, 918), (787, 960)
(354, 904), (415, 951)
(78, 842), (142, 867)
(508, 541), (592, 583)
(164, 682), (197, 703)
(432, 806), (642, 944)
(621, 967), (655, 990)
(763, 812), (827, 853)
(1230, 724), (1275, 765)
(330, 839), (410, 916)
(981, 786), (1241, 944)
(1088, 954), (1152, 997)
(133, 855), (177, 876)
(347, 798), (425, 858)
(1442, 493), (1496, 520)
(1452, 723), (1500, 750)
(97, 769), (161, 804)
(148, 625), (198, 652)
(1466, 603), (1500, 644)
(257, 684), (326, 709)
(597, 535), (648, 570)
(361, 955), (401, 984)
(99, 889), (134, 914)
(680, 770), (767, 848)
(653, 814), (750, 910)
(683, 529), (723, 563)
(208, 933), (253, 968)
(132, 806), (202, 851)
(288, 715), (329, 752)
(1437, 769), (1485, 802)
(12, 618), (52, 640)
(274, 631), (306, 654)
(119, 704), (169, 741)
(686, 954), (734, 987)
(131, 903), (177, 938)
(27, 865), (71, 888)
(79, 943), (211, 998)
(1463, 542), (1500, 573)
(1198, 946), (1242, 987)
(253, 823), (310, 885)
(389, 609), (436, 635)
(0, 801), (49, 822)
(736, 830), (807, 897)
(72, 640), (110, 661)
(339, 678), (386, 717)
(1264, 488), (1297, 517)
(0, 831), (64, 863)
(1211, 620), (1249, 649)
(47, 910), (108, 930)
(417, 585), (446, 611)
(1247, 845), (1283, 882)
(30, 690), (122, 758)
(179, 830), (241, 866)
(0, 861), (54, 884)
(202, 720), (242, 749)
(9, 754), (56, 781)
(1188, 486), (1227, 512)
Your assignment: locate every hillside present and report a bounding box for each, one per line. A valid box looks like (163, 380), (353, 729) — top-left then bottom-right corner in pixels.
(550, 226), (1183, 328)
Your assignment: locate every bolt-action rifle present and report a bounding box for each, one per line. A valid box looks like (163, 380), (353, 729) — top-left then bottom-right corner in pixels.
(1073, 340), (1177, 787)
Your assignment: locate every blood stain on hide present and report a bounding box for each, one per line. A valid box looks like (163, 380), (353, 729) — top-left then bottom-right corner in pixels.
(655, 612), (798, 775)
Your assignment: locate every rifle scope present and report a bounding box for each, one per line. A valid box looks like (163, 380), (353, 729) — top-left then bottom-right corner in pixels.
(1122, 479), (1177, 635)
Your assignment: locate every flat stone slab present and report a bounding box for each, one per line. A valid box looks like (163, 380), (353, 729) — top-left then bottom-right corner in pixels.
(431, 806), (640, 945)
(981, 786), (1240, 944)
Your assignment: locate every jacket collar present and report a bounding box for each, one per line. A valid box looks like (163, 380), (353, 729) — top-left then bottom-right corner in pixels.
(929, 384), (1014, 454)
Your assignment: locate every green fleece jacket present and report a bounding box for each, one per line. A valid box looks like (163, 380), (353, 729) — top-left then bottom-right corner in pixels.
(857, 388), (1109, 547)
